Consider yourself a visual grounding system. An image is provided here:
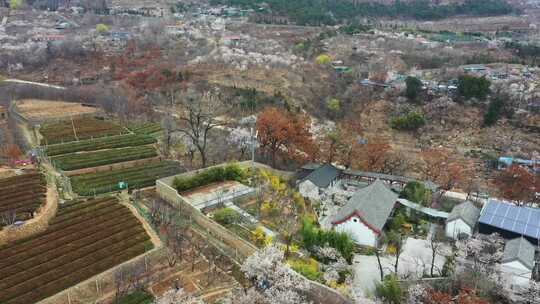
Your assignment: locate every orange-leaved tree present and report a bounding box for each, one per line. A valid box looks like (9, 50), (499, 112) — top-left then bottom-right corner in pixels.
(256, 107), (315, 167)
(494, 164), (537, 205)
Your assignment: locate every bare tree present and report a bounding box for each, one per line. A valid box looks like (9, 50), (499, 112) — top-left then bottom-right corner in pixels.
(1, 210), (17, 226)
(177, 91), (227, 168)
(161, 114), (177, 157)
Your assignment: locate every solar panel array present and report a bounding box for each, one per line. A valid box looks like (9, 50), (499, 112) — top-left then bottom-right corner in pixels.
(479, 199), (540, 239)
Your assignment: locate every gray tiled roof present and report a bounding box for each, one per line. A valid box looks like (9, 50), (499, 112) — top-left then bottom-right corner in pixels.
(502, 237), (536, 270)
(302, 163), (339, 188)
(343, 169), (439, 191)
(446, 201), (480, 228)
(332, 179), (398, 232)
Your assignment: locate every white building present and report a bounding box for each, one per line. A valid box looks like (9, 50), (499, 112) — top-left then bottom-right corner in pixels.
(298, 163), (339, 201)
(331, 180), (398, 247)
(445, 201), (480, 240)
(501, 237), (536, 288)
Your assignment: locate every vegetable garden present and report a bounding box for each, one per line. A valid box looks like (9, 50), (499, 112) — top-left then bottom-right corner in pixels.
(0, 172), (46, 227)
(39, 117), (128, 145)
(71, 161), (184, 196)
(0, 197), (153, 304)
(51, 146), (158, 171)
(44, 134), (156, 156)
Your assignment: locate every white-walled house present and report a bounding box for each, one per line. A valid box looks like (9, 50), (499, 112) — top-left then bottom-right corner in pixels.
(501, 237), (535, 288)
(298, 163), (339, 201)
(445, 201), (480, 240)
(331, 179), (398, 247)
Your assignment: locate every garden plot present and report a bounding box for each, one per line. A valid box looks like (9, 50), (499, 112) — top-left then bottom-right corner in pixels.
(0, 171), (46, 228)
(15, 99), (100, 122)
(44, 134), (156, 156)
(39, 117), (128, 145)
(51, 146), (158, 171)
(0, 197), (153, 304)
(71, 161), (184, 196)
(182, 181), (255, 210)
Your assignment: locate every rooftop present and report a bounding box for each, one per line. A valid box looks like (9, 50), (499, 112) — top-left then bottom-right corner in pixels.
(502, 237), (536, 270)
(447, 201), (480, 228)
(479, 199), (540, 240)
(332, 179), (398, 233)
(301, 163), (339, 189)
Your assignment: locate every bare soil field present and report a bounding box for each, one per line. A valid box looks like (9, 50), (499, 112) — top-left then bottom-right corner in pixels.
(15, 99), (100, 122)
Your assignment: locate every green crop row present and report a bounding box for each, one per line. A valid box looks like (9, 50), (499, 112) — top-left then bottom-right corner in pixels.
(44, 134), (156, 156)
(71, 161), (184, 196)
(130, 122), (162, 135)
(51, 146), (158, 171)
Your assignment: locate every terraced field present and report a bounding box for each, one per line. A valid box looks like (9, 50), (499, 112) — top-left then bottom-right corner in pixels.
(71, 161), (184, 196)
(0, 197), (152, 304)
(40, 117), (128, 145)
(44, 134), (156, 157)
(51, 146), (158, 171)
(130, 123), (162, 135)
(0, 171), (46, 227)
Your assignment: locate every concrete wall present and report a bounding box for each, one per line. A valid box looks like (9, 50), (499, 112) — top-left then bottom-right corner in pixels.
(445, 219), (472, 240)
(63, 156), (161, 177)
(334, 216), (378, 247)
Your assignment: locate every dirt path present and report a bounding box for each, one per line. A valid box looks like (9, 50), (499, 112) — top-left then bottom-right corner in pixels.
(119, 192), (162, 248)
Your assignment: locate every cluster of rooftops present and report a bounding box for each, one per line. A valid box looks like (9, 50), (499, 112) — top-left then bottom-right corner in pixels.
(297, 163), (539, 272)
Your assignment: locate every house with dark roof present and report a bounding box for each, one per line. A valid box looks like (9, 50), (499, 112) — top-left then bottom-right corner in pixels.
(445, 201), (480, 240)
(298, 163), (340, 201)
(331, 179), (398, 247)
(501, 237), (536, 287)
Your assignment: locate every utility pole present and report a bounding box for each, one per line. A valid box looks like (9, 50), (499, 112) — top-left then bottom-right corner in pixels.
(250, 127), (257, 172)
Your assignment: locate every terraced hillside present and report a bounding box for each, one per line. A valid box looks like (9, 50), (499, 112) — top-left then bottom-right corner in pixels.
(71, 161), (184, 196)
(0, 171), (46, 228)
(0, 197), (152, 304)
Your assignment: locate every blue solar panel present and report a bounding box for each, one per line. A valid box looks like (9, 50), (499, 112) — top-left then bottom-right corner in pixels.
(480, 200), (540, 240)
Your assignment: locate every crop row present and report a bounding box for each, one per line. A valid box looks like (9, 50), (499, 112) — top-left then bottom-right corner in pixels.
(0, 197), (118, 253)
(51, 146), (158, 171)
(1, 241), (151, 304)
(0, 223), (145, 288)
(40, 117), (128, 145)
(130, 122), (162, 135)
(44, 134), (156, 156)
(0, 197), (152, 304)
(71, 161), (184, 196)
(0, 203), (130, 260)
(0, 172), (46, 227)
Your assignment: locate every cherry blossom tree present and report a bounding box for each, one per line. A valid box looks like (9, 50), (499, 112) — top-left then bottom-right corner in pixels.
(241, 245), (311, 304)
(154, 288), (204, 304)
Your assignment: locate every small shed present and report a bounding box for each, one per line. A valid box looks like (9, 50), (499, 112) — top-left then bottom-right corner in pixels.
(445, 201), (480, 240)
(501, 237), (535, 287)
(332, 179), (398, 247)
(298, 163), (339, 201)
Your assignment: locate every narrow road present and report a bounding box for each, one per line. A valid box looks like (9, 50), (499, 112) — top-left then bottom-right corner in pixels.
(2, 79), (65, 90)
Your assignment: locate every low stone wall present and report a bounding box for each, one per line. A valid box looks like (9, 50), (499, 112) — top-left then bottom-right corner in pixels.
(63, 156), (161, 177)
(0, 183), (59, 246)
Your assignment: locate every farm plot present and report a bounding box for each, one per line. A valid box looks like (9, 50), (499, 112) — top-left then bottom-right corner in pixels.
(40, 117), (128, 145)
(71, 161), (184, 196)
(0, 171), (46, 227)
(0, 197), (153, 304)
(51, 146), (158, 171)
(44, 134), (156, 156)
(130, 122), (162, 135)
